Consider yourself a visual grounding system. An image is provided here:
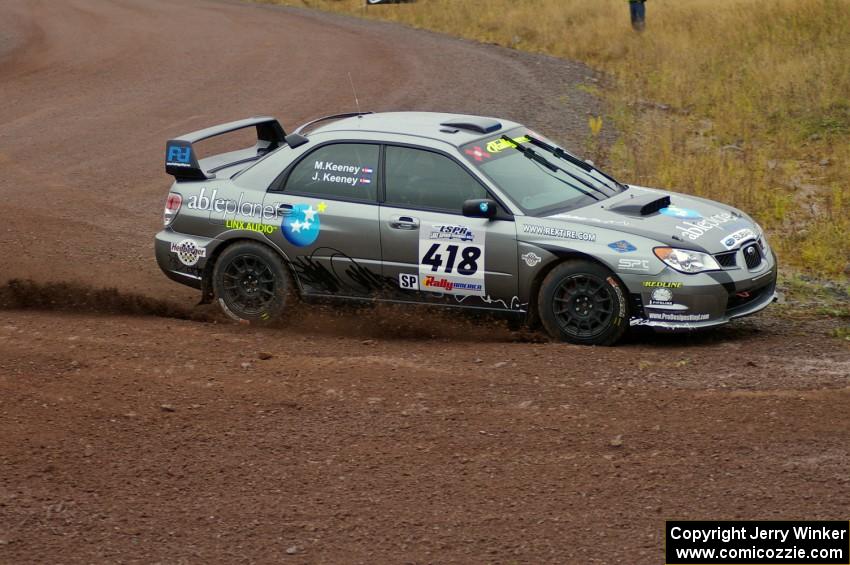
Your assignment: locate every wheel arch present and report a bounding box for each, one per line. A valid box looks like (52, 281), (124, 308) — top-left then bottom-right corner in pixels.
(527, 249), (626, 324)
(201, 235), (299, 302)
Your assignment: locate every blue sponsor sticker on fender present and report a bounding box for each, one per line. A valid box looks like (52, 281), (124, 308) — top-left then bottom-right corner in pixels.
(608, 240), (637, 253)
(660, 205), (701, 220)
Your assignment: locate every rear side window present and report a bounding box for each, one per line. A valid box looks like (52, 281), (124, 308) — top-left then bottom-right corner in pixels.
(285, 143), (379, 201)
(384, 146), (486, 212)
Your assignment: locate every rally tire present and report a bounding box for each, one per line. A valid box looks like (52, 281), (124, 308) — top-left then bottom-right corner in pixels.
(212, 242), (294, 325)
(537, 260), (628, 346)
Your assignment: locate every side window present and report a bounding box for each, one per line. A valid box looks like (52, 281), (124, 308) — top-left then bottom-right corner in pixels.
(385, 146), (487, 212)
(285, 143), (379, 201)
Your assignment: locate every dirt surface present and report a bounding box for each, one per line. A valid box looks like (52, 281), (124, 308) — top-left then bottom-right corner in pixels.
(0, 1), (848, 563)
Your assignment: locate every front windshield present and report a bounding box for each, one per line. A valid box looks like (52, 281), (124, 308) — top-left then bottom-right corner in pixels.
(461, 127), (623, 216)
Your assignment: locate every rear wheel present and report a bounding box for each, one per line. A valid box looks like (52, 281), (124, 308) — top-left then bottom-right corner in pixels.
(212, 242), (294, 324)
(537, 260), (628, 345)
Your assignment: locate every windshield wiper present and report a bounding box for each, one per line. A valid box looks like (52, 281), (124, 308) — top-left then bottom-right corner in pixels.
(500, 135), (600, 201)
(500, 135), (559, 173)
(524, 135), (624, 192)
(504, 135), (609, 198)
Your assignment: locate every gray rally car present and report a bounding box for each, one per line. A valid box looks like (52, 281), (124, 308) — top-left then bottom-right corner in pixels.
(156, 111), (777, 345)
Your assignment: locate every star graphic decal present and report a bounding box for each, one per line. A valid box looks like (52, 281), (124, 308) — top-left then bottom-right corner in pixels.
(317, 201), (327, 213)
(303, 206), (317, 222)
(290, 220), (304, 233)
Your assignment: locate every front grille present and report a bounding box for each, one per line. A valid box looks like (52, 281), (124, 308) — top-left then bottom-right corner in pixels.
(715, 251), (738, 268)
(743, 243), (763, 269)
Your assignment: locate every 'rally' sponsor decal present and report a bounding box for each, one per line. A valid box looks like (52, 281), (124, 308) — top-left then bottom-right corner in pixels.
(422, 275), (483, 293)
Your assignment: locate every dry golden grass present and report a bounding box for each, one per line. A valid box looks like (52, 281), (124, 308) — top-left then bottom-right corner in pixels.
(261, 0), (850, 277)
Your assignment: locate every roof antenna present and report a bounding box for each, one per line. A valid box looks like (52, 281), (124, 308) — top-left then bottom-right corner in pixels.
(347, 72), (362, 117)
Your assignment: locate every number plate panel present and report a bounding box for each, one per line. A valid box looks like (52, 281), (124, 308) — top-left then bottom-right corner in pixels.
(417, 223), (486, 296)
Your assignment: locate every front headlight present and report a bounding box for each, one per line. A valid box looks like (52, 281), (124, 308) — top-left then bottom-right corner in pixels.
(654, 247), (720, 274)
(754, 223), (771, 255)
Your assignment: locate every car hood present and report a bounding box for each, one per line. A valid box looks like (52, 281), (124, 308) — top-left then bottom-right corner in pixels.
(546, 185), (758, 254)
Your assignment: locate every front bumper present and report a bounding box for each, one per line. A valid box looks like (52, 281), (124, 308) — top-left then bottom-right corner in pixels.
(621, 250), (778, 331)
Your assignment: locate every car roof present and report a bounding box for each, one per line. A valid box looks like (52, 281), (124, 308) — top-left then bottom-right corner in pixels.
(310, 111), (523, 148)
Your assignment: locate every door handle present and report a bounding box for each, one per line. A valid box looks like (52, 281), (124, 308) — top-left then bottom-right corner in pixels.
(389, 215), (419, 230)
(276, 203), (293, 216)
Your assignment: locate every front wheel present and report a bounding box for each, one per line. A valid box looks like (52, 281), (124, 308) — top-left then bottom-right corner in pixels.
(537, 260), (629, 346)
(212, 242), (294, 324)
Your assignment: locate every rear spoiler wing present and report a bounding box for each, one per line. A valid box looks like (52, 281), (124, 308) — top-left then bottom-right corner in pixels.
(165, 116), (286, 181)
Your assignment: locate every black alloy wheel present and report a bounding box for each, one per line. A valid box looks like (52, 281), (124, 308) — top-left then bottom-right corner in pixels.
(551, 273), (615, 339)
(221, 254), (276, 316)
(538, 260), (628, 345)
(212, 242), (293, 324)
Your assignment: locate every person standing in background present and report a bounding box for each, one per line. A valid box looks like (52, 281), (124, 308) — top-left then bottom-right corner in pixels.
(629, 0), (647, 31)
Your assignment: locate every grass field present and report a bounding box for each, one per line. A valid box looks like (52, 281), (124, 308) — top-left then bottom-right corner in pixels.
(261, 0), (849, 279)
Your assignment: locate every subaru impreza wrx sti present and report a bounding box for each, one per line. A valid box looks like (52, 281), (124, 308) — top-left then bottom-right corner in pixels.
(156, 111), (777, 345)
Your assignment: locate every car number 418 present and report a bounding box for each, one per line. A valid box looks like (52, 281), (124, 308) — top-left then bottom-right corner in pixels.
(421, 243), (481, 275)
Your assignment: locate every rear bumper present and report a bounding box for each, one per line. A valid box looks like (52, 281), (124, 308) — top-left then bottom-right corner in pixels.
(154, 230), (218, 290)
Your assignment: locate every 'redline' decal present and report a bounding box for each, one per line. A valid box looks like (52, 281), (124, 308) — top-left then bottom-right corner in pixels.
(642, 281), (683, 288)
(282, 202), (327, 247)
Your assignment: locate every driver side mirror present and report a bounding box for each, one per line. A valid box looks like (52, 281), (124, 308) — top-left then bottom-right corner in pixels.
(462, 198), (498, 219)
